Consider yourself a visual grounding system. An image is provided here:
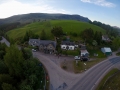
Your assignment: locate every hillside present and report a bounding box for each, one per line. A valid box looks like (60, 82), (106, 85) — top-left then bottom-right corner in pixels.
(0, 13), (90, 25)
(6, 20), (105, 40)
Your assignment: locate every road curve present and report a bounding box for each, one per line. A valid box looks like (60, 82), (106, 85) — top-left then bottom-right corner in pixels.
(33, 52), (82, 90)
(33, 52), (120, 90)
(69, 57), (120, 90)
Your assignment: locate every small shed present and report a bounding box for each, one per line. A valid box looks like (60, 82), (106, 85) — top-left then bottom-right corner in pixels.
(101, 47), (112, 56)
(81, 50), (89, 56)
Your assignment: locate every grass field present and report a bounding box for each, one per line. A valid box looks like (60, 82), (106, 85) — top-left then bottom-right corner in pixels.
(6, 20), (105, 40)
(101, 70), (120, 90)
(88, 49), (106, 58)
(62, 50), (80, 56)
(96, 68), (119, 90)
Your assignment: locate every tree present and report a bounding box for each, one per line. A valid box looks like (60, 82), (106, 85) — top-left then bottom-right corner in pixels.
(21, 47), (33, 60)
(0, 74), (16, 89)
(4, 45), (24, 78)
(51, 26), (63, 38)
(94, 31), (102, 45)
(2, 83), (16, 90)
(112, 37), (120, 50)
(28, 74), (37, 87)
(92, 40), (98, 47)
(0, 50), (5, 60)
(23, 30), (36, 42)
(40, 29), (46, 40)
(0, 43), (7, 60)
(0, 36), (2, 41)
(22, 58), (43, 90)
(0, 61), (8, 74)
(81, 28), (94, 44)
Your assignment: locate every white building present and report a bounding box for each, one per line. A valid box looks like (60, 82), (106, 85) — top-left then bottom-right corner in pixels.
(81, 50), (89, 56)
(80, 45), (89, 57)
(61, 41), (75, 50)
(101, 47), (112, 56)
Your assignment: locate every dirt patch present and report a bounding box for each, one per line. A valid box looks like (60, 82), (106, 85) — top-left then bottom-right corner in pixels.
(60, 60), (74, 73)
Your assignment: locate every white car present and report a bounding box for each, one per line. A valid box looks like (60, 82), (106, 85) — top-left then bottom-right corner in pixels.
(74, 56), (80, 60)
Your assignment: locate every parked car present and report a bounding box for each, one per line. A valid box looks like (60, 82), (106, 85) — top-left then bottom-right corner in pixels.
(74, 56), (80, 60)
(81, 57), (89, 61)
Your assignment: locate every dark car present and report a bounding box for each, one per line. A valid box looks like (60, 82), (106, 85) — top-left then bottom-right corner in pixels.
(81, 57), (89, 61)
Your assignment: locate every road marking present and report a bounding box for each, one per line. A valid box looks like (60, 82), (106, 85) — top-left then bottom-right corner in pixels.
(91, 85), (95, 90)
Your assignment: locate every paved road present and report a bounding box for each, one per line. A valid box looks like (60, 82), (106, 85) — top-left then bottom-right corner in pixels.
(69, 57), (120, 90)
(0, 37), (10, 47)
(33, 52), (120, 90)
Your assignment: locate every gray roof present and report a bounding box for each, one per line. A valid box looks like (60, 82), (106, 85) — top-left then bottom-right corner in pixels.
(81, 45), (86, 50)
(102, 35), (109, 39)
(29, 39), (40, 46)
(61, 41), (75, 45)
(39, 40), (56, 48)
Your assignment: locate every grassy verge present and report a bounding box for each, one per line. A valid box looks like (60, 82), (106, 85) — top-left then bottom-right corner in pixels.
(46, 80), (49, 90)
(96, 68), (119, 90)
(73, 58), (106, 73)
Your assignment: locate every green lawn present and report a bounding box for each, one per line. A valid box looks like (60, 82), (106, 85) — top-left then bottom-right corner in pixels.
(96, 68), (119, 90)
(73, 58), (106, 73)
(62, 50), (79, 56)
(87, 46), (106, 58)
(6, 20), (105, 40)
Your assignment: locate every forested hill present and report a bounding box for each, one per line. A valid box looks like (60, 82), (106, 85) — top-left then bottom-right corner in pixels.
(0, 13), (90, 25)
(89, 21), (120, 37)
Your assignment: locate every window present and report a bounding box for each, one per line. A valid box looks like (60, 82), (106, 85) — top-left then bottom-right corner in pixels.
(63, 47), (65, 49)
(70, 47), (72, 50)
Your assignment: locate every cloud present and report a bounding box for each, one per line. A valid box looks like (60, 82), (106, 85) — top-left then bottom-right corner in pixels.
(0, 0), (69, 18)
(80, 0), (116, 7)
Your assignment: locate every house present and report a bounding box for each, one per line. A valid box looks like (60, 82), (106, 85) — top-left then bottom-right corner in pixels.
(102, 35), (111, 42)
(29, 39), (40, 47)
(61, 41), (75, 50)
(80, 45), (89, 57)
(29, 39), (56, 54)
(39, 40), (56, 54)
(101, 47), (112, 56)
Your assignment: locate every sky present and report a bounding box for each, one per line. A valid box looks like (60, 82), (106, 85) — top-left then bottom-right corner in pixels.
(0, 0), (119, 27)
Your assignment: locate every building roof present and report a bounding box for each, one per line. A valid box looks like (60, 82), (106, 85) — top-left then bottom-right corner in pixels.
(29, 39), (56, 47)
(80, 45), (86, 50)
(61, 41), (75, 45)
(81, 50), (89, 57)
(102, 35), (109, 39)
(103, 47), (112, 52)
(29, 39), (40, 46)
(39, 40), (56, 48)
(81, 50), (89, 54)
